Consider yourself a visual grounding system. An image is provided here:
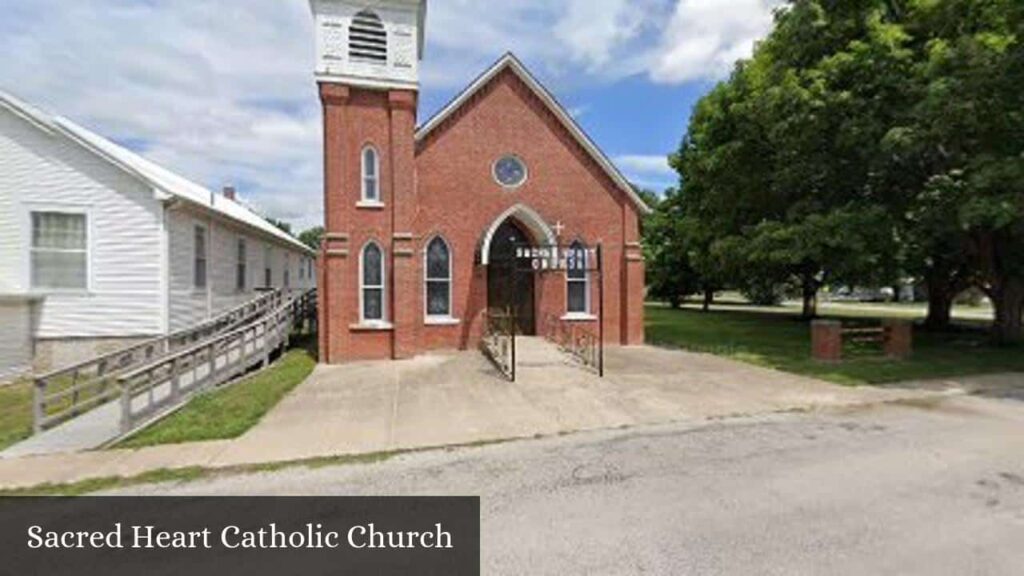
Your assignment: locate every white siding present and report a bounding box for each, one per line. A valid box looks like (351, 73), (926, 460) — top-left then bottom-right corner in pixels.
(166, 205), (314, 332)
(0, 108), (163, 339)
(0, 301), (33, 381)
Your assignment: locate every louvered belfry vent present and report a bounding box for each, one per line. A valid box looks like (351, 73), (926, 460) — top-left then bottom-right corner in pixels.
(349, 10), (388, 64)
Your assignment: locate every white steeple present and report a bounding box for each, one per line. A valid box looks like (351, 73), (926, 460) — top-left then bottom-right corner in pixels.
(310, 0), (426, 91)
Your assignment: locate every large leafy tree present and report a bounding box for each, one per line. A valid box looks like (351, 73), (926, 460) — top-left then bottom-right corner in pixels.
(673, 0), (904, 319)
(878, 0), (1024, 337)
(643, 189), (703, 307)
(666, 0), (1024, 341)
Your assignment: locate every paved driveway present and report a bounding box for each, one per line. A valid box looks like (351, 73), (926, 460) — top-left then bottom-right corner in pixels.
(212, 337), (929, 467)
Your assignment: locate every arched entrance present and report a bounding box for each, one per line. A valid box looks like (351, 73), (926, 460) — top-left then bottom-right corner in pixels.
(487, 219), (536, 335)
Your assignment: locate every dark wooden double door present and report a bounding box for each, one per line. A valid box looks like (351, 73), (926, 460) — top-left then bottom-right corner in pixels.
(487, 220), (536, 335)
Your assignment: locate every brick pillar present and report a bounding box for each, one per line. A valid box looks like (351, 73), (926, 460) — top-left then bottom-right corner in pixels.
(883, 319), (913, 359)
(623, 244), (645, 345)
(811, 320), (843, 362)
(621, 205), (645, 345)
(319, 83), (351, 364)
(388, 90), (419, 359)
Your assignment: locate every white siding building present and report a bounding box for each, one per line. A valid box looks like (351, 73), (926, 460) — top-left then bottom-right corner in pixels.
(0, 91), (316, 380)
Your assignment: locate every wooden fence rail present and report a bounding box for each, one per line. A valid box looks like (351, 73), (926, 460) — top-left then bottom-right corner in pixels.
(33, 289), (289, 434)
(116, 289), (316, 437)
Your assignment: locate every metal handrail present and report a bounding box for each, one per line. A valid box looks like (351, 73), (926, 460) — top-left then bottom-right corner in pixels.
(32, 288), (288, 433)
(543, 313), (602, 374)
(481, 308), (516, 381)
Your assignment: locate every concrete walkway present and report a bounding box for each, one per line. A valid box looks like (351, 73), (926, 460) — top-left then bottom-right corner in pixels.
(0, 338), (1014, 490)
(0, 399), (123, 459)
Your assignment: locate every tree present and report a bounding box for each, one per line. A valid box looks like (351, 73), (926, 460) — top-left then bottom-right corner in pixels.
(643, 189), (701, 307)
(888, 0), (1024, 341)
(673, 0), (905, 319)
(298, 226), (325, 251)
(266, 218), (294, 236)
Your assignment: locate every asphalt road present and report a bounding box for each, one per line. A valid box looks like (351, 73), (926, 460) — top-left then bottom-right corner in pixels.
(117, 393), (1024, 575)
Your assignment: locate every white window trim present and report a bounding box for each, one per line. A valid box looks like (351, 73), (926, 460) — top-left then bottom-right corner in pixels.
(25, 205), (92, 295)
(492, 154), (529, 189)
(561, 313), (598, 322)
(193, 224), (209, 292)
(566, 242), (591, 316)
(423, 235), (459, 324)
(360, 145), (381, 204)
(357, 240), (389, 327)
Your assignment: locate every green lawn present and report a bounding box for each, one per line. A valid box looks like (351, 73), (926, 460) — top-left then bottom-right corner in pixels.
(0, 379), (33, 451)
(117, 337), (317, 449)
(646, 304), (1024, 386)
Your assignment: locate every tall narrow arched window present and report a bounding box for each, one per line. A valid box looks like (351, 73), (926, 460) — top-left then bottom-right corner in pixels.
(425, 237), (452, 318)
(566, 241), (589, 315)
(360, 242), (386, 322)
(349, 10), (387, 64)
(361, 146), (379, 203)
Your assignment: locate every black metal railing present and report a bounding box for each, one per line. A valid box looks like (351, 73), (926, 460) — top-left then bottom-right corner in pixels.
(543, 313), (603, 376)
(481, 309), (516, 381)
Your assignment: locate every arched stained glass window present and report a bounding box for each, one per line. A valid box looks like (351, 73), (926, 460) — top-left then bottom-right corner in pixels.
(566, 241), (589, 314)
(425, 237), (451, 317)
(361, 242), (385, 322)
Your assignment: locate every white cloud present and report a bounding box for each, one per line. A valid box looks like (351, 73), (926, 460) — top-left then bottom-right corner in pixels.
(650, 0), (784, 84)
(0, 1), (779, 229)
(614, 155), (675, 177)
(614, 155), (676, 191)
(0, 0), (323, 229)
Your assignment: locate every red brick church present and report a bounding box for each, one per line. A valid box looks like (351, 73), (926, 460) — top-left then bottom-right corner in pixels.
(311, 0), (649, 363)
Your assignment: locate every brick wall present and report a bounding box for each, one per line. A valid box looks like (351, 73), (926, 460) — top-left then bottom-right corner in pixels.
(319, 69), (646, 363)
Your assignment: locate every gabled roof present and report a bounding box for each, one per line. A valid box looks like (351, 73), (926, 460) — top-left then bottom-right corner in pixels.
(415, 53), (653, 215)
(0, 90), (314, 255)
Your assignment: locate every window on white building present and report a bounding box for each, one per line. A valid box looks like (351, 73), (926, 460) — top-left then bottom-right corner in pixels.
(30, 211), (87, 290)
(194, 226), (208, 290)
(236, 239), (247, 292)
(264, 245), (273, 288)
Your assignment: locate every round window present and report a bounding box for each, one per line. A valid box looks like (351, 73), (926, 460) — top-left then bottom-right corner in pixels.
(493, 155), (528, 188)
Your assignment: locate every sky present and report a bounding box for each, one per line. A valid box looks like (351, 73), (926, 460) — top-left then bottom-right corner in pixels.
(0, 0), (783, 231)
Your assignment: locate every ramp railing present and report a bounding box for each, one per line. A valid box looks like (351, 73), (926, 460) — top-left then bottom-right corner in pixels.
(32, 289), (288, 433)
(115, 289), (316, 437)
(481, 308), (516, 381)
(543, 313), (603, 376)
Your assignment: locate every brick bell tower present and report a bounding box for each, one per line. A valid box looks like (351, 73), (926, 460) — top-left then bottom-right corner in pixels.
(310, 0), (426, 363)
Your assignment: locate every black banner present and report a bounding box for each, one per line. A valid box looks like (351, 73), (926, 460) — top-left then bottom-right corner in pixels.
(0, 497), (479, 575)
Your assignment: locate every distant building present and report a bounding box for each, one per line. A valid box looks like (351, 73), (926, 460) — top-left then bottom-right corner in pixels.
(311, 0), (649, 363)
(0, 92), (315, 380)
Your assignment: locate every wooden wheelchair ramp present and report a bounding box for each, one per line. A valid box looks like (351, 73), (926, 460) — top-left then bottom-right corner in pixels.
(1, 289), (316, 459)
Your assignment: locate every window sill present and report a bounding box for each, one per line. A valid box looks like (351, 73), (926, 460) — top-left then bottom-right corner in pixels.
(27, 290), (91, 298)
(561, 313), (597, 322)
(424, 316), (461, 326)
(356, 201), (386, 210)
(350, 321), (394, 332)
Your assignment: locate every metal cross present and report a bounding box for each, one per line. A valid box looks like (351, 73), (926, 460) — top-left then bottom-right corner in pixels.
(553, 220), (565, 237)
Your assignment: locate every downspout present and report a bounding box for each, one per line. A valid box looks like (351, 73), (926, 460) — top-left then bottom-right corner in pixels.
(156, 190), (176, 336)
